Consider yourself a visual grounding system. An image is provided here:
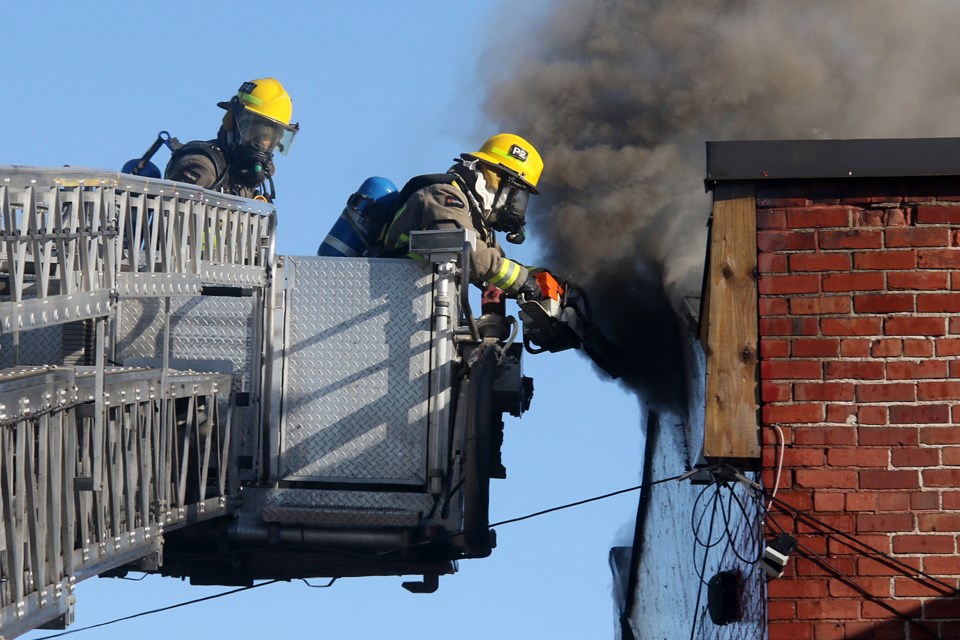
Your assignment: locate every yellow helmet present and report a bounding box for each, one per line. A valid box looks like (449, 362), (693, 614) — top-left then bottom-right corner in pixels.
(466, 133), (544, 193)
(220, 77), (294, 125)
(219, 77), (300, 155)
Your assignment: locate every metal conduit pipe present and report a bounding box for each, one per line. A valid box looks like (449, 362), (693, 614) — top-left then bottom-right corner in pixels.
(228, 519), (408, 550)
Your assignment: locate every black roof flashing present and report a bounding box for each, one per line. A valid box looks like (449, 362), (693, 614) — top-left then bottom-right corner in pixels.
(706, 138), (960, 188)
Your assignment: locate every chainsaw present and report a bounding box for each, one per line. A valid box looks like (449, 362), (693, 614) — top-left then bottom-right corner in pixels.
(517, 271), (624, 379)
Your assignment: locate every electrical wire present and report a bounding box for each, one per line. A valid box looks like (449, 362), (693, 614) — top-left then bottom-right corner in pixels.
(764, 492), (959, 596)
(689, 483), (719, 640)
(767, 424), (785, 511)
(34, 471), (692, 639)
(792, 540), (940, 640)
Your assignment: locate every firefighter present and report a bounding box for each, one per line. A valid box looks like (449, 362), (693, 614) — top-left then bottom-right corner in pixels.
(164, 77), (299, 202)
(382, 133), (546, 299)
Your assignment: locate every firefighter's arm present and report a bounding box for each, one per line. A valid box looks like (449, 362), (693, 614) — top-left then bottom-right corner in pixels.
(164, 151), (219, 188)
(420, 185), (530, 295)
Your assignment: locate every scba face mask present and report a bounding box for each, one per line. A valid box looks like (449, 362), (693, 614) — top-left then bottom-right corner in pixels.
(489, 179), (530, 244)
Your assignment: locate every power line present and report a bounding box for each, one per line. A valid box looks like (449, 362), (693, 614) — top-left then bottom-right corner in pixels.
(34, 471), (691, 638)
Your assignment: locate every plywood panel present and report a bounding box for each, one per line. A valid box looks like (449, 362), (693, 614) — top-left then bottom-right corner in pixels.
(703, 183), (760, 460)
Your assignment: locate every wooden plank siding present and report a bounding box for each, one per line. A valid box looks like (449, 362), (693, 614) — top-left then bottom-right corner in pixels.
(702, 182), (760, 460)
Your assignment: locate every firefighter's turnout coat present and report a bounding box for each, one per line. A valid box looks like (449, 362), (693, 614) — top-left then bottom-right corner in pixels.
(382, 169), (528, 296)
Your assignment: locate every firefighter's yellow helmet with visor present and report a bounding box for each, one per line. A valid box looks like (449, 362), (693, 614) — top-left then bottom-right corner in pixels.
(219, 77), (300, 155)
(466, 133), (543, 194)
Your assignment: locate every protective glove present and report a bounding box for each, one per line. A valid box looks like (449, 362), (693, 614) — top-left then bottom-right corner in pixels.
(517, 275), (544, 301)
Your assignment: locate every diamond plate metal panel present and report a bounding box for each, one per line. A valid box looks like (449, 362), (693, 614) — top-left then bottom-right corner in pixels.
(115, 296), (256, 391)
(0, 325), (63, 367)
(242, 487), (435, 518)
(281, 257), (433, 484)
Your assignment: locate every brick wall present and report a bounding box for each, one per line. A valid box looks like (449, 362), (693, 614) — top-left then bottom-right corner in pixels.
(758, 179), (960, 639)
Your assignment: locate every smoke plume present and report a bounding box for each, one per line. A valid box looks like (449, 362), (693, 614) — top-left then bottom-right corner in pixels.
(485, 0), (960, 408)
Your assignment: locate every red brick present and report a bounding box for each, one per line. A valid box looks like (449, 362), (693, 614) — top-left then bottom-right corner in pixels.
(787, 207), (853, 228)
(948, 317), (960, 334)
(761, 317), (820, 336)
(856, 513), (914, 532)
(790, 252), (852, 272)
(829, 535), (891, 556)
(910, 492), (939, 510)
(891, 448), (940, 468)
(936, 338), (960, 356)
(923, 468), (960, 486)
(885, 316), (947, 336)
(793, 382), (853, 402)
(943, 447), (960, 465)
(943, 491), (960, 509)
(825, 404), (857, 423)
(920, 428), (960, 445)
(916, 204), (960, 223)
(828, 448), (888, 467)
(789, 296), (852, 315)
(767, 578), (829, 598)
(918, 249), (960, 269)
(796, 469), (858, 489)
(857, 405), (888, 425)
(762, 381), (792, 402)
(918, 293), (960, 313)
(762, 360), (823, 380)
(820, 229), (882, 249)
(888, 404), (950, 424)
(871, 338), (903, 357)
(762, 338), (790, 359)
(918, 381), (960, 400)
(758, 230), (817, 252)
(902, 341), (933, 359)
(894, 576), (957, 597)
(853, 250), (917, 271)
(813, 492), (844, 512)
(768, 600), (796, 620)
(856, 383), (915, 403)
(860, 470), (919, 490)
(768, 621), (814, 639)
(922, 556), (960, 574)
(813, 622), (845, 640)
(887, 360), (949, 380)
(763, 404), (824, 424)
(918, 513), (960, 532)
(758, 252), (789, 274)
(758, 209), (787, 229)
(858, 555), (921, 575)
(840, 339), (870, 357)
(781, 449), (825, 467)
(828, 577), (892, 598)
(822, 272), (885, 292)
(859, 427), (918, 446)
(888, 270), (950, 290)
(853, 293), (914, 313)
(823, 360), (885, 380)
(892, 534), (953, 554)
(794, 427), (857, 446)
(886, 226), (951, 248)
(861, 598), (925, 618)
(760, 274), (821, 295)
(821, 317), (883, 336)
(925, 598), (960, 617)
(796, 598), (859, 619)
(845, 492), (880, 510)
(792, 339), (840, 358)
(773, 491), (815, 511)
(877, 493), (911, 510)
(759, 297), (789, 316)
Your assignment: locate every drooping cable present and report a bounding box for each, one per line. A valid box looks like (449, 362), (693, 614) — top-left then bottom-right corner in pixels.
(34, 471), (694, 638)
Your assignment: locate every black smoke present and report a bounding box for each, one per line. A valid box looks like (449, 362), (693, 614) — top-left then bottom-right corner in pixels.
(485, 0), (960, 409)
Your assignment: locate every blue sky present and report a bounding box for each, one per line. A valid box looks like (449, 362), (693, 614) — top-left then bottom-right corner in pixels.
(10, 2), (644, 638)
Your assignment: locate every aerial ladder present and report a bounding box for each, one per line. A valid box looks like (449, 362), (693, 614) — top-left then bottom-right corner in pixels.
(0, 166), (533, 638)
